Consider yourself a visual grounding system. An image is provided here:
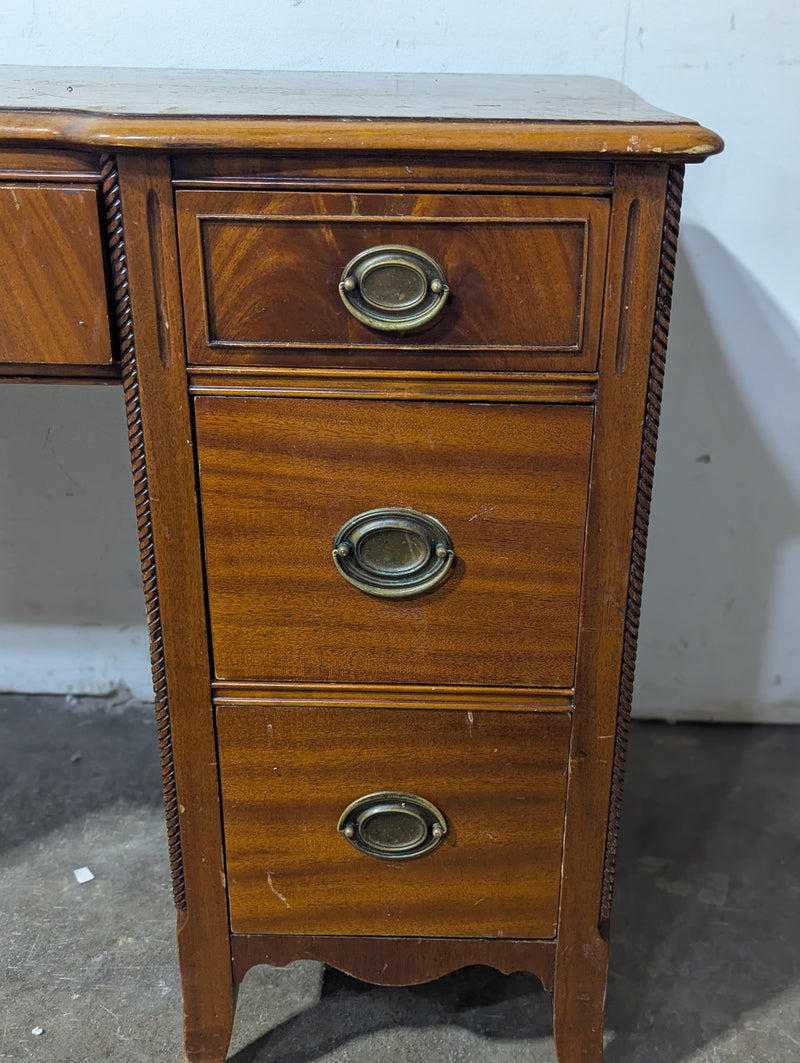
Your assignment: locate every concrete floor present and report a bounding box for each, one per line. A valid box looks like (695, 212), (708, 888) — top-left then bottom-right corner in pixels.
(1, 694), (798, 1063)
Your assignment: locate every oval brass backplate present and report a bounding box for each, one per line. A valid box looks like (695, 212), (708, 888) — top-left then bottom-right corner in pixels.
(337, 791), (448, 860)
(339, 245), (449, 332)
(332, 507), (454, 598)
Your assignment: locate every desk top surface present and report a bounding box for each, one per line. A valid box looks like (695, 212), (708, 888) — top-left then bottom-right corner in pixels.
(0, 67), (722, 159)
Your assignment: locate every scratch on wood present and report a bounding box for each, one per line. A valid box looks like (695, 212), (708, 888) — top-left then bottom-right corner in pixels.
(267, 872), (291, 909)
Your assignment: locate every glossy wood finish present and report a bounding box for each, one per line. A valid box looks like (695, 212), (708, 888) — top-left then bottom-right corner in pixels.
(213, 681), (574, 712)
(194, 396), (593, 687)
(0, 68), (701, 121)
(231, 934), (557, 992)
(0, 70), (721, 1063)
(112, 154), (235, 1063)
(0, 182), (112, 366)
(0, 68), (723, 159)
(217, 704), (571, 938)
(189, 367), (598, 404)
(177, 191), (609, 372)
(0, 147), (101, 179)
(172, 153), (614, 193)
(8, 114), (722, 158)
(552, 164), (676, 1063)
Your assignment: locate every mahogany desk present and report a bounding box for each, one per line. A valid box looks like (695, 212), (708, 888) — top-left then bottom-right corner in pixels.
(0, 68), (721, 1062)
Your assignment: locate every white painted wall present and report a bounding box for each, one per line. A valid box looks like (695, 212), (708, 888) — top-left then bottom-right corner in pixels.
(1, 1), (798, 719)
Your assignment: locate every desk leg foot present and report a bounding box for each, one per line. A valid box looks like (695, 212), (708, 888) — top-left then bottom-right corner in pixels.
(552, 1005), (605, 1063)
(552, 944), (607, 1063)
(179, 931), (237, 1063)
(182, 984), (236, 1063)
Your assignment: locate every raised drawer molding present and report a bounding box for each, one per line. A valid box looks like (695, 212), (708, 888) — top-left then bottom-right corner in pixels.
(176, 191), (610, 370)
(0, 67), (721, 1062)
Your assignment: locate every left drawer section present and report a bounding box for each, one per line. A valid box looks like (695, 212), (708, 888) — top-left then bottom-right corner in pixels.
(0, 182), (112, 369)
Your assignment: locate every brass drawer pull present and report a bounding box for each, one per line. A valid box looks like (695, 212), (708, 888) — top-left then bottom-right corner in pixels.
(332, 507), (454, 598)
(339, 244), (449, 331)
(338, 792), (447, 860)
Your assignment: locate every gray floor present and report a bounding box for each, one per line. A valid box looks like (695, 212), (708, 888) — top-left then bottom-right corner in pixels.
(1, 694), (798, 1063)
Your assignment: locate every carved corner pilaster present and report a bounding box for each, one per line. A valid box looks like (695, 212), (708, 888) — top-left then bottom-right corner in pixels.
(99, 154), (187, 911)
(600, 164), (685, 928)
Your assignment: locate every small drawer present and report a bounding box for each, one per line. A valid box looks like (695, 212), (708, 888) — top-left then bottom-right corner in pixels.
(177, 190), (609, 372)
(0, 183), (112, 367)
(194, 395), (593, 689)
(217, 703), (571, 938)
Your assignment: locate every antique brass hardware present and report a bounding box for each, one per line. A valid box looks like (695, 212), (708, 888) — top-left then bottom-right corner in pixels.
(338, 244), (449, 331)
(332, 507), (454, 598)
(337, 791), (448, 860)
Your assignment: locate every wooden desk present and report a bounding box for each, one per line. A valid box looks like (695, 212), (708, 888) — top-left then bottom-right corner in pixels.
(0, 68), (721, 1063)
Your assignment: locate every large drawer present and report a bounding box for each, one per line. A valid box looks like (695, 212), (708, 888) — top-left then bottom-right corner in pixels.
(217, 703), (571, 938)
(177, 191), (609, 372)
(0, 183), (112, 367)
(194, 395), (593, 688)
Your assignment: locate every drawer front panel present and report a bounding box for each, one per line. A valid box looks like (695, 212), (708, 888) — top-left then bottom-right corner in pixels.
(195, 396), (593, 688)
(218, 704), (571, 938)
(0, 184), (112, 366)
(177, 191), (609, 372)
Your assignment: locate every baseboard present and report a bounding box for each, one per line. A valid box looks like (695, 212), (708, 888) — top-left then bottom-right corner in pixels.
(0, 622), (153, 701)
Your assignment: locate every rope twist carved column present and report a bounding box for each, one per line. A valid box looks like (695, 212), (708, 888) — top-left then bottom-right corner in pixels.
(99, 153), (187, 911)
(600, 164), (685, 928)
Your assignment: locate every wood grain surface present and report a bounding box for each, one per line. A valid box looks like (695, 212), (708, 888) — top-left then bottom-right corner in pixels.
(188, 366), (598, 405)
(217, 704), (571, 938)
(0, 69), (723, 159)
(212, 681), (573, 713)
(114, 153), (236, 1063)
(551, 164), (673, 1063)
(194, 395), (593, 687)
(172, 153), (614, 194)
(231, 934), (557, 992)
(0, 69), (693, 121)
(177, 191), (609, 372)
(0, 74), (722, 1062)
(0, 147), (100, 179)
(0, 183), (112, 365)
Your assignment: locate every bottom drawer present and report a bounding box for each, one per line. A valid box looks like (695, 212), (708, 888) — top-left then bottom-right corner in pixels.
(217, 704), (570, 938)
